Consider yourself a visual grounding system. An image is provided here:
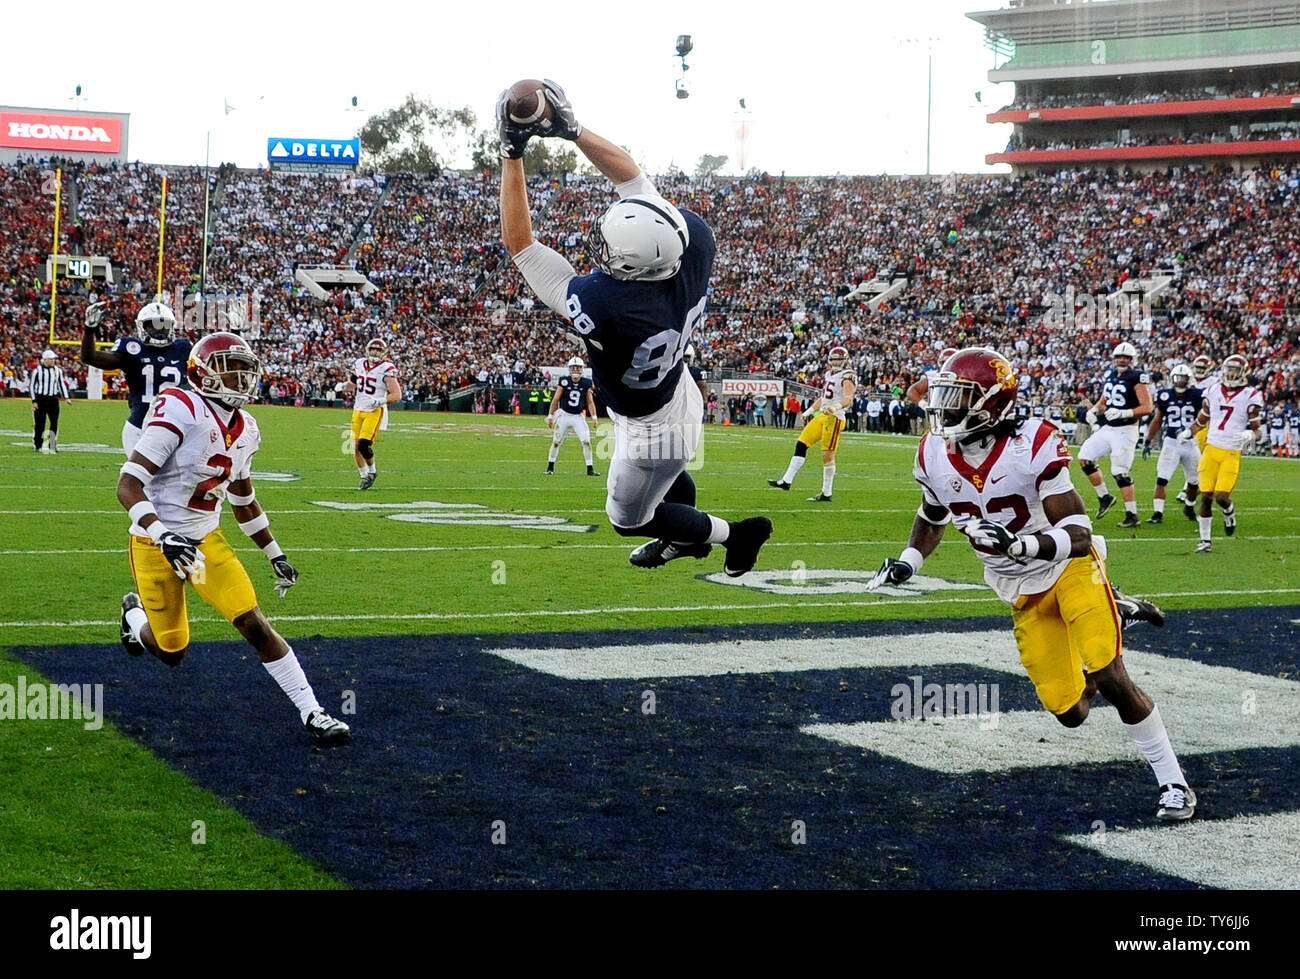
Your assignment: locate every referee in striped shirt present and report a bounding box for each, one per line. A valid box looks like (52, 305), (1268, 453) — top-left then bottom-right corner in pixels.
(31, 349), (72, 453)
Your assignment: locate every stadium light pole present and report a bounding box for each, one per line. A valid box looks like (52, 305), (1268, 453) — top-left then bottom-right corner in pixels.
(902, 37), (941, 175)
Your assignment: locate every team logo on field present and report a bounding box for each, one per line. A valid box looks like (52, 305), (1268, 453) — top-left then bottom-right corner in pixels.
(311, 500), (597, 532)
(697, 568), (985, 596)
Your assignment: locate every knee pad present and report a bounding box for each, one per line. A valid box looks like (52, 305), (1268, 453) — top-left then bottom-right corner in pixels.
(356, 438), (374, 461)
(1155, 477), (1168, 487)
(1113, 473), (1133, 488)
(1079, 461), (1099, 477)
(794, 442), (809, 458)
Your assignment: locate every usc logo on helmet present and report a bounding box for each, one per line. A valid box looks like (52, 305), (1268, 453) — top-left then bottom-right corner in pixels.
(991, 358), (1016, 390)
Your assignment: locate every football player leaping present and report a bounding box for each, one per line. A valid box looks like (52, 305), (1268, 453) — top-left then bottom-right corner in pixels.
(497, 80), (771, 575)
(116, 332), (351, 744)
(867, 348), (1193, 822)
(1141, 363), (1201, 523)
(1078, 342), (1153, 528)
(1183, 354), (1264, 553)
(346, 338), (402, 490)
(81, 299), (192, 455)
(546, 356), (600, 476)
(768, 344), (856, 502)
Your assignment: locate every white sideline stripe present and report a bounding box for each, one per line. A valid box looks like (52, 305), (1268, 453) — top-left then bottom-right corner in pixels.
(1064, 812), (1300, 890)
(1, 587), (1297, 630)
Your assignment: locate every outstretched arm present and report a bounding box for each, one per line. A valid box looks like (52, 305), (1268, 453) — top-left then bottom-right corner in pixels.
(574, 129), (641, 186)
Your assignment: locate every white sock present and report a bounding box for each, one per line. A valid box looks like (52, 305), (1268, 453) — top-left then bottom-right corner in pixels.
(548, 444), (560, 463)
(1125, 500), (1137, 515)
(1153, 498), (1165, 514)
(1093, 481), (1108, 499)
(367, 463), (377, 475)
(125, 606), (149, 642)
(822, 464), (836, 497)
(1197, 515), (1212, 540)
(262, 648), (322, 723)
(581, 441), (593, 466)
(358, 465), (367, 477)
(781, 455), (807, 485)
(706, 515), (730, 544)
(1123, 704), (1186, 787)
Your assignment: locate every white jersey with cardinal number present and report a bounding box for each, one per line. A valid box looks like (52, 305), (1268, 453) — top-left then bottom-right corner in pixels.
(1203, 383), (1264, 451)
(128, 387), (261, 540)
(352, 358), (397, 413)
(821, 368), (855, 419)
(913, 419), (1080, 604)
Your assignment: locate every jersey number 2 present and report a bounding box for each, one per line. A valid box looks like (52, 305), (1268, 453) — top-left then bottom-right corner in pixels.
(188, 454), (233, 512)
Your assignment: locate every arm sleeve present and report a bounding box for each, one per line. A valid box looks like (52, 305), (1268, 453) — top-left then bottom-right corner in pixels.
(512, 242), (578, 317)
(613, 173), (658, 199)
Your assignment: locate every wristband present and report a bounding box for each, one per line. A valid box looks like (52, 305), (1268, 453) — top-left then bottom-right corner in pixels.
(1044, 527), (1074, 561)
(146, 520), (171, 544)
(128, 500), (158, 526)
(899, 547), (925, 574)
(1017, 535), (1040, 559)
(261, 540), (284, 560)
(238, 513), (270, 537)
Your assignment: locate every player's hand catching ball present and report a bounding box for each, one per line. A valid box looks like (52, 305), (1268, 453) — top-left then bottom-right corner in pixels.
(85, 301), (108, 332)
(541, 80), (582, 141)
(495, 90), (534, 160)
(271, 556), (298, 598)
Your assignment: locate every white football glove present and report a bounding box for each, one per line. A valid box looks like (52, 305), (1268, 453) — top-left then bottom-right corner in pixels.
(1086, 409), (1099, 426)
(1177, 427), (1194, 443)
(962, 519), (1028, 561)
(157, 532), (206, 580)
(84, 301), (108, 331)
(1236, 430), (1257, 452)
(1104, 407), (1133, 422)
(865, 558), (915, 592)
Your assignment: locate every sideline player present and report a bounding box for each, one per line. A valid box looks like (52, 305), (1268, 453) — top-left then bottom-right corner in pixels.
(1078, 342), (1152, 527)
(1142, 364), (1201, 523)
(346, 337), (401, 490)
(1184, 354), (1263, 553)
(866, 347), (1193, 821)
(115, 332), (350, 744)
(81, 299), (192, 454)
(904, 345), (956, 407)
(497, 79), (771, 574)
(768, 344), (856, 502)
(546, 356), (600, 475)
(1268, 406), (1288, 457)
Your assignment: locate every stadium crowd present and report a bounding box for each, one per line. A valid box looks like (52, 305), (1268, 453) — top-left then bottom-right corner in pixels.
(0, 156), (1296, 433)
(1000, 78), (1300, 112)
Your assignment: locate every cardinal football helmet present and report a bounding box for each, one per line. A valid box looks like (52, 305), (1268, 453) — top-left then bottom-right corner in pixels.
(188, 332), (261, 408)
(827, 345), (850, 370)
(365, 338), (389, 365)
(1191, 354), (1216, 381)
(588, 194), (689, 282)
(926, 347), (1019, 448)
(1220, 354), (1248, 388)
(136, 302), (177, 348)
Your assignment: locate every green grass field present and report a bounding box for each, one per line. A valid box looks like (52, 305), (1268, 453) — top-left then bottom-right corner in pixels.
(1, 397), (1297, 887)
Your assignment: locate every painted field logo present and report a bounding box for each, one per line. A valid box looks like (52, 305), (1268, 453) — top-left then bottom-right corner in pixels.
(310, 500), (596, 533)
(0, 676), (102, 730)
(698, 568), (985, 596)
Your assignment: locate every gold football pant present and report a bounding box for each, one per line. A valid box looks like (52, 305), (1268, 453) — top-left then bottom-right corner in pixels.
(128, 528), (259, 652)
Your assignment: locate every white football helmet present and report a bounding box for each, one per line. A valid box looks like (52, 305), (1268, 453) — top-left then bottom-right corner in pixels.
(1170, 364), (1193, 391)
(1112, 341), (1138, 366)
(588, 194), (689, 282)
(567, 356), (584, 380)
(365, 337), (389, 365)
(1220, 354), (1248, 388)
(135, 302), (177, 348)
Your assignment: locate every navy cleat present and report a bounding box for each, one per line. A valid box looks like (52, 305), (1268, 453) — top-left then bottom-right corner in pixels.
(807, 493), (833, 503)
(1146, 512), (1163, 524)
(120, 593), (146, 657)
(359, 472), (376, 491)
(1111, 586), (1165, 629)
(587, 466), (600, 476)
(723, 516), (773, 578)
(1116, 513), (1140, 529)
(629, 539), (712, 569)
(1095, 493), (1118, 520)
(767, 479), (790, 490)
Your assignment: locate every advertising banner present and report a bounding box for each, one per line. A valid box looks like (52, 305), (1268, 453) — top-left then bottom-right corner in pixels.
(0, 110), (124, 154)
(267, 138), (360, 171)
(721, 377), (784, 397)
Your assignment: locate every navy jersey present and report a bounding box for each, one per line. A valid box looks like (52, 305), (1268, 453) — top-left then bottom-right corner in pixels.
(563, 208), (714, 417)
(1015, 403), (1031, 422)
(1100, 366), (1149, 426)
(1155, 385), (1202, 436)
(555, 375), (594, 415)
(1271, 411), (1288, 432)
(111, 335), (192, 427)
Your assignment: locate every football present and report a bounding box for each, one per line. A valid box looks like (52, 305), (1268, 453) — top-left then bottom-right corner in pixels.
(506, 78), (552, 126)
